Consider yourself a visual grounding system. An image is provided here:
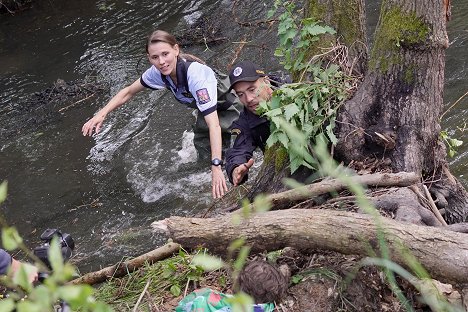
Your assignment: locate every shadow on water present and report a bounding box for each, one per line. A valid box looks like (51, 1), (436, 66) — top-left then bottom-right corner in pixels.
(0, 0), (467, 272)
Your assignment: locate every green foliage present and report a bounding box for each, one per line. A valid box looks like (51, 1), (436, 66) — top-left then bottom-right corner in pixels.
(261, 1), (351, 174)
(95, 248), (205, 310)
(0, 181), (112, 311)
(269, 0), (336, 74)
(440, 130), (463, 158)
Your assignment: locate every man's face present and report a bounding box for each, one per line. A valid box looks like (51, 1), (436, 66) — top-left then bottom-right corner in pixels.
(233, 78), (273, 114)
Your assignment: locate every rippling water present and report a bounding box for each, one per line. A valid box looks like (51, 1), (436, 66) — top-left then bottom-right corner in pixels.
(0, 0), (467, 272)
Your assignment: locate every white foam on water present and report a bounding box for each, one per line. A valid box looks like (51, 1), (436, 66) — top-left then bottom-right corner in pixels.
(140, 171), (211, 204)
(174, 130), (197, 165)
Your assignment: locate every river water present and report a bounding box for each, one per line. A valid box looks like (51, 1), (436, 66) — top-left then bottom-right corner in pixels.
(0, 1), (467, 272)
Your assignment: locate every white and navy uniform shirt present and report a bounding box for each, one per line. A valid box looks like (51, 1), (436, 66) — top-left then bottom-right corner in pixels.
(140, 60), (218, 117)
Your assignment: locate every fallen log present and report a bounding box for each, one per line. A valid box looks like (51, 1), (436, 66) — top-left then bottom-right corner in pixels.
(68, 242), (181, 285)
(250, 171), (420, 211)
(154, 209), (468, 285)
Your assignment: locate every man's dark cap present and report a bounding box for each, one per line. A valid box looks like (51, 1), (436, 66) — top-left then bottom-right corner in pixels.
(228, 61), (266, 91)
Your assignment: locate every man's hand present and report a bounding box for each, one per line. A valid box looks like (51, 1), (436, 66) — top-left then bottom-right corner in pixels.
(212, 165), (228, 199)
(232, 158), (254, 186)
(10, 258), (38, 284)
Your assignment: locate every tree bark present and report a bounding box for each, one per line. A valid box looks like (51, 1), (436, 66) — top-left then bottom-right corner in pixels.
(68, 243), (180, 285)
(158, 210), (468, 285)
(332, 0), (468, 222)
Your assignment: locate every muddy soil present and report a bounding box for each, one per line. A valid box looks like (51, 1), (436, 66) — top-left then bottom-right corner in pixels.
(154, 249), (453, 312)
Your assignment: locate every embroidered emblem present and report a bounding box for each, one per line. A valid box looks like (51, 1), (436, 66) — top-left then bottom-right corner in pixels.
(196, 88), (211, 104)
(233, 67), (243, 77)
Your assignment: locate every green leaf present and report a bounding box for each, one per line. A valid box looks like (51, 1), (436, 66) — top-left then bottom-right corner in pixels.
(264, 108), (282, 117)
(192, 254), (224, 271)
(253, 194), (272, 213)
(1, 227), (22, 251)
(228, 292), (254, 312)
(233, 246), (251, 272)
(291, 274), (303, 284)
(57, 285), (94, 308)
(92, 302), (114, 312)
(266, 133), (279, 147)
(16, 301), (42, 312)
(449, 138), (463, 147)
(290, 156), (302, 174)
(48, 236), (64, 274)
(229, 238), (246, 253)
(12, 263), (36, 292)
(269, 96), (281, 109)
(277, 132), (290, 149)
(311, 93), (319, 110)
(170, 284), (181, 297)
(326, 119), (338, 145)
(284, 103), (300, 121)
(0, 298), (15, 312)
(0, 181), (7, 203)
(28, 285), (54, 309)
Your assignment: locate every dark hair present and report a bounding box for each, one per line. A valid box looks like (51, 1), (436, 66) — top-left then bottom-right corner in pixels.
(146, 30), (205, 64)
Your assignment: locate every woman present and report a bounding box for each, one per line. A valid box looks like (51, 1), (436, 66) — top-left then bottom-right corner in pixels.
(82, 30), (239, 199)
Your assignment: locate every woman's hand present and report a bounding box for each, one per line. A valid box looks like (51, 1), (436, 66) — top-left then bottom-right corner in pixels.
(212, 165), (228, 199)
(81, 79), (144, 137)
(82, 113), (106, 136)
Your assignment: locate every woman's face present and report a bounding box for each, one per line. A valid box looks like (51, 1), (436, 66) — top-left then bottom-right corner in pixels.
(147, 41), (179, 77)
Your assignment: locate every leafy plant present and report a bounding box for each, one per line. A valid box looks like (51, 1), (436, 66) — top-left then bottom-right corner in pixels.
(0, 181), (112, 312)
(261, 0), (352, 173)
(94, 248), (205, 310)
(440, 130), (463, 158)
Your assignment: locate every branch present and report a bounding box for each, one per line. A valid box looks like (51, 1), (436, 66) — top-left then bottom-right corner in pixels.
(68, 243), (180, 285)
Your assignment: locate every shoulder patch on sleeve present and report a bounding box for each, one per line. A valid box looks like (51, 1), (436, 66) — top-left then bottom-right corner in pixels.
(195, 88), (211, 104)
(231, 128), (241, 135)
(230, 128), (241, 148)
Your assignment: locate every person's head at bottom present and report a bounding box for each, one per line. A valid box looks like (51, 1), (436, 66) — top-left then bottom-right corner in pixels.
(237, 260), (291, 304)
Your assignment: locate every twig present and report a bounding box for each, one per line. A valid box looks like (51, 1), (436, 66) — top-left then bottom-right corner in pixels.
(58, 93), (95, 112)
(422, 185), (448, 226)
(144, 290), (156, 312)
(133, 278), (151, 312)
(440, 90), (468, 120)
(228, 36), (248, 69)
(183, 278), (191, 297)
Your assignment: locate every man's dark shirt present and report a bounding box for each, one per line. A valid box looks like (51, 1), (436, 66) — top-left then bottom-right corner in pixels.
(225, 108), (270, 185)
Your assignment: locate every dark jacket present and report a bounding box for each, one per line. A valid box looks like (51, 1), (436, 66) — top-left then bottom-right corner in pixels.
(225, 108), (270, 185)
(0, 249), (12, 275)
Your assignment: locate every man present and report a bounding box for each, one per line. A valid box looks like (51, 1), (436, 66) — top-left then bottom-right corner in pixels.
(225, 61), (279, 186)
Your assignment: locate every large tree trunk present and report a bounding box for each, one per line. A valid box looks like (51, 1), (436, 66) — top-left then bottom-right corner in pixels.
(334, 0), (468, 222)
(156, 209), (468, 285)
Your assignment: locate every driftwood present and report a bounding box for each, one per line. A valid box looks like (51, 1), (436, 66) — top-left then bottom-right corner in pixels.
(69, 243), (180, 285)
(154, 209), (468, 285)
(247, 171), (420, 211)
